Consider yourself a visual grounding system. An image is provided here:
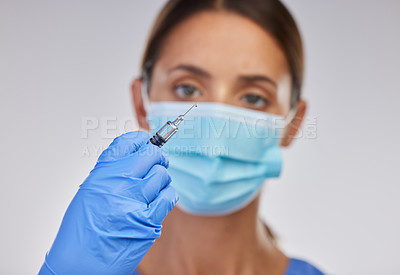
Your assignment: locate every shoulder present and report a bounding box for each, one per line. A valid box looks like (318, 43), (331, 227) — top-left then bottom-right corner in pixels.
(284, 258), (325, 275)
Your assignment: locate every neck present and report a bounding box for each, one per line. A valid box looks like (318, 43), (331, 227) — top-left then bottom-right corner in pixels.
(139, 196), (286, 275)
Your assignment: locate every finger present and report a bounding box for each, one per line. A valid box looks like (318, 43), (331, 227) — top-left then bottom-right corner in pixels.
(86, 141), (169, 187)
(97, 131), (149, 162)
(124, 143), (169, 178)
(148, 185), (179, 225)
(141, 165), (171, 203)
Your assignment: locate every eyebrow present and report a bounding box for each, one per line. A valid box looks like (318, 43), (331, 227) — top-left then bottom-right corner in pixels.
(238, 75), (277, 88)
(168, 63), (277, 87)
(168, 64), (211, 78)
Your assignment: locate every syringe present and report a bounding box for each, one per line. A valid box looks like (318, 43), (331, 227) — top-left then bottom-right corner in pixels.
(150, 103), (198, 147)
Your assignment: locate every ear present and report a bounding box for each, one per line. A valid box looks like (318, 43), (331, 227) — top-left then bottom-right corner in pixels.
(280, 99), (307, 147)
(131, 78), (150, 131)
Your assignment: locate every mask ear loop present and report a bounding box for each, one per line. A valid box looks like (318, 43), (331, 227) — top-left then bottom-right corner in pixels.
(140, 61), (152, 114)
(140, 75), (150, 114)
(279, 105), (297, 141)
(283, 107), (297, 128)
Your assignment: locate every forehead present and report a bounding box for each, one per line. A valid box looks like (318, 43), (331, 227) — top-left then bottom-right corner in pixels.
(156, 11), (289, 81)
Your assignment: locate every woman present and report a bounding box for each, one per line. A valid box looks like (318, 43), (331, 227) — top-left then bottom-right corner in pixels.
(39, 0), (324, 274)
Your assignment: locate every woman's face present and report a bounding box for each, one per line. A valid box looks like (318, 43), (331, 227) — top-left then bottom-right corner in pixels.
(133, 11), (306, 146)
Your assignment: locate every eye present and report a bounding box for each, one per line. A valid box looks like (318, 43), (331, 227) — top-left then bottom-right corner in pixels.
(240, 94), (268, 108)
(174, 84), (201, 99)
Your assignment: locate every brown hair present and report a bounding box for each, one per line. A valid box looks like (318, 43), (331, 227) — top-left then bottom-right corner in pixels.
(141, 0), (304, 109)
(140, 0), (304, 242)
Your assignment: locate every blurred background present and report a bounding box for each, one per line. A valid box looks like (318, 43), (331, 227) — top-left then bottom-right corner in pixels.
(1, 0), (399, 274)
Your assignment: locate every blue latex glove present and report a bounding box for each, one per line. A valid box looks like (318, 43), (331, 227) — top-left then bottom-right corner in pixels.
(39, 131), (178, 275)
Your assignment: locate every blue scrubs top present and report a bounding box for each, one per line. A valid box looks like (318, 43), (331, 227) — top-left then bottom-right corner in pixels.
(132, 257), (324, 275)
(285, 258), (324, 275)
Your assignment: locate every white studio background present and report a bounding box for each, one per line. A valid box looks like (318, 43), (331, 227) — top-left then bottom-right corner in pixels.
(0, 1), (399, 274)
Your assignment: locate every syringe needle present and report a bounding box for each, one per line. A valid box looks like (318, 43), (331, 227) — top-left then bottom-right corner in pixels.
(183, 103), (198, 117)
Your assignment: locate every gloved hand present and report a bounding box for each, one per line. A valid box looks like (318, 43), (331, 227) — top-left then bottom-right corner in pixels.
(39, 131), (178, 275)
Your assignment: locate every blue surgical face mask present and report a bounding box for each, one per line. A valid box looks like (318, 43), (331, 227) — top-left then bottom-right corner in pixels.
(147, 101), (286, 216)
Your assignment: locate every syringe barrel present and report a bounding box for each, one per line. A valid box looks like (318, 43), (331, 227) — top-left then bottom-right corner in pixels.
(149, 104), (197, 147)
(149, 121), (178, 147)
